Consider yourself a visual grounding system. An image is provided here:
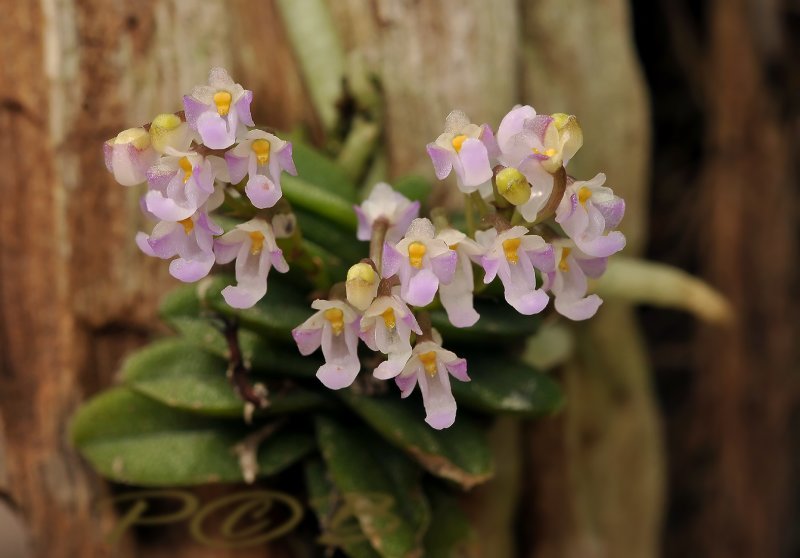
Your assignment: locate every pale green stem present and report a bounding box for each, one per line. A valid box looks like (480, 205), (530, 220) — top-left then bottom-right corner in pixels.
(464, 194), (476, 237)
(275, 0), (345, 132)
(281, 175), (357, 231)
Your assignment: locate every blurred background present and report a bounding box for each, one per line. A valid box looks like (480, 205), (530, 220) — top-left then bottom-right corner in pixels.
(0, 0), (797, 557)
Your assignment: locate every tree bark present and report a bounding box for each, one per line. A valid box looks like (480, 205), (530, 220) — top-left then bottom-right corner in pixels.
(0, 1), (316, 557)
(519, 2), (661, 557)
(671, 0), (798, 556)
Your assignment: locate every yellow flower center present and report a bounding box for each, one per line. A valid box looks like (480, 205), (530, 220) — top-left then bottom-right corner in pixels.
(559, 247), (571, 272)
(178, 217), (194, 235)
(408, 242), (426, 269)
(213, 91), (233, 116)
(577, 186), (592, 206)
(178, 156), (193, 183)
(248, 231), (265, 255)
(251, 139), (271, 166)
(324, 308), (345, 336)
(532, 147), (557, 158)
(381, 307), (396, 329)
(419, 351), (438, 377)
(502, 237), (521, 264)
(451, 134), (468, 152)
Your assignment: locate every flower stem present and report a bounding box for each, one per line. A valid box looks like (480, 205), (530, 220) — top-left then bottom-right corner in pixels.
(369, 218), (389, 272)
(465, 194), (476, 237)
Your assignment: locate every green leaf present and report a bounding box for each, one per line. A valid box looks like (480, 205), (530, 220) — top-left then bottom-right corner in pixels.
(452, 356), (563, 416)
(294, 207), (364, 264)
(423, 484), (473, 558)
(283, 174), (358, 231)
(71, 388), (314, 486)
(293, 141), (357, 201)
(392, 175), (432, 204)
(316, 417), (430, 558)
(304, 459), (382, 558)
(120, 338), (328, 417)
(430, 298), (541, 344)
(340, 394), (493, 489)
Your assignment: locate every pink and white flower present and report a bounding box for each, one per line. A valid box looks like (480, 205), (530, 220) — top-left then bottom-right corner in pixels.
(543, 241), (606, 320)
(225, 130), (296, 209)
(136, 209), (222, 282)
(292, 300), (361, 390)
(426, 110), (498, 196)
(474, 226), (554, 315)
(354, 182), (420, 243)
(395, 337), (469, 430)
(183, 67), (254, 149)
(103, 128), (159, 186)
(361, 292), (422, 380)
(213, 218), (290, 309)
(435, 228), (483, 327)
(382, 218), (457, 307)
(555, 173), (626, 258)
(144, 149), (219, 221)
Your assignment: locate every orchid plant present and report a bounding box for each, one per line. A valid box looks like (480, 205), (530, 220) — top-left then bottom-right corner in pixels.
(74, 67), (628, 556)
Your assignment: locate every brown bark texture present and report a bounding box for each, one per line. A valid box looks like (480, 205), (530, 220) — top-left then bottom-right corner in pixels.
(0, 1), (314, 557)
(669, 0), (799, 556)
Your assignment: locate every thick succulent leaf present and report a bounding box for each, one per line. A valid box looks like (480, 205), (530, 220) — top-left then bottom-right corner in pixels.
(339, 394), (493, 489)
(430, 298), (541, 344)
(452, 356), (563, 416)
(304, 459), (382, 558)
(120, 337), (328, 417)
(392, 175), (432, 204)
(316, 417), (430, 558)
(294, 207), (364, 264)
(292, 141), (358, 201)
(423, 484), (474, 557)
(71, 388), (314, 486)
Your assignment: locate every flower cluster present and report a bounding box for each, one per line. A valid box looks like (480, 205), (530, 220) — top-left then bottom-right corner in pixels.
(104, 68), (625, 430)
(104, 67), (297, 309)
(294, 108), (625, 429)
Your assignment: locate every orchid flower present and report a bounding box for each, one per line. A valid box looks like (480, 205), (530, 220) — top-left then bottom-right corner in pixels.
(426, 110), (498, 197)
(555, 173), (626, 257)
(292, 300), (361, 390)
(543, 241), (606, 320)
(361, 292), (422, 380)
(225, 130), (296, 209)
(213, 217), (291, 309)
(435, 228), (483, 327)
(355, 182), (420, 243)
(183, 67), (254, 149)
(382, 218), (457, 307)
(103, 128), (159, 187)
(474, 226), (554, 315)
(396, 335), (469, 430)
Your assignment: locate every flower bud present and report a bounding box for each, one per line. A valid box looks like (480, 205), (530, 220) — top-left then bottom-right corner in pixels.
(551, 113), (583, 164)
(149, 113), (190, 153)
(495, 167), (531, 206)
(346, 262), (378, 311)
(103, 127), (158, 186)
